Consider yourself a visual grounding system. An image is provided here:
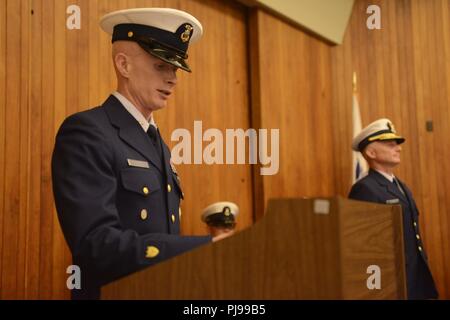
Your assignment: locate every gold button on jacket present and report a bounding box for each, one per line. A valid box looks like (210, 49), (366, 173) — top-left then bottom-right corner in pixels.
(146, 246), (160, 258)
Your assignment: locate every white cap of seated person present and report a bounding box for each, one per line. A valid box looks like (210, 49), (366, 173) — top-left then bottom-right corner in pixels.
(202, 202), (239, 238)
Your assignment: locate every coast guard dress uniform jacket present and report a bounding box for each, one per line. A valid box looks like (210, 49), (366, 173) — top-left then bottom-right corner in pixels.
(349, 169), (438, 299)
(52, 95), (211, 299)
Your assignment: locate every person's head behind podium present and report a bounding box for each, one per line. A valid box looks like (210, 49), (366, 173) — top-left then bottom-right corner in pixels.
(201, 202), (239, 237)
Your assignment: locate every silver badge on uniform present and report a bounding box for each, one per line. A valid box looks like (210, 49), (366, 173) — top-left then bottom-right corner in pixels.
(127, 159), (150, 169)
(386, 198), (400, 204)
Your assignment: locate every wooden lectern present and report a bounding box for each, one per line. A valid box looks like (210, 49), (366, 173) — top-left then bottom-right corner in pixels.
(102, 197), (406, 299)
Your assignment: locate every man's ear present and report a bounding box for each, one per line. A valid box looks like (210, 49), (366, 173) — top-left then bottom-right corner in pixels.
(114, 53), (130, 78)
(363, 146), (376, 160)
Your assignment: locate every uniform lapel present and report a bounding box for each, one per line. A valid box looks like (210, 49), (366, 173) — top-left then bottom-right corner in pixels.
(162, 137), (172, 179)
(162, 140), (183, 198)
(369, 169), (408, 204)
(396, 178), (417, 212)
(103, 95), (163, 173)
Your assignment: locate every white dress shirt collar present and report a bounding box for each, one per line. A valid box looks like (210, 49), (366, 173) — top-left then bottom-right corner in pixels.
(112, 91), (157, 132)
(375, 169), (395, 183)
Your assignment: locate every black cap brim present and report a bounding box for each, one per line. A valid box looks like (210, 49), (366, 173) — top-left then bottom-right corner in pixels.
(204, 212), (236, 228)
(359, 132), (405, 151)
(138, 43), (191, 73)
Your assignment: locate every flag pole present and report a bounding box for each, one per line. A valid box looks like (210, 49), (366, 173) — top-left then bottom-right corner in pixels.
(351, 71), (368, 183)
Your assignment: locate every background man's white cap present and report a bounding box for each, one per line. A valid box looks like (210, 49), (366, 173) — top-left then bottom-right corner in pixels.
(100, 8), (203, 72)
(352, 118), (405, 152)
(201, 202), (239, 228)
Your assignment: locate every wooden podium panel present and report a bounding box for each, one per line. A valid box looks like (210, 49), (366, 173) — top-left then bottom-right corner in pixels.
(102, 197), (406, 299)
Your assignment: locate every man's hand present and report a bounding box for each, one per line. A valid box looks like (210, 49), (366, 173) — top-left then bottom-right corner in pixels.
(211, 227), (235, 242)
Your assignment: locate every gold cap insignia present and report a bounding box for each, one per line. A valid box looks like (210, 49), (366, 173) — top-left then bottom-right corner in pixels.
(181, 24), (193, 43)
(387, 122), (396, 133)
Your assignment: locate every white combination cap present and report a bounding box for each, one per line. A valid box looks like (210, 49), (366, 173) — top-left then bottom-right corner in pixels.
(100, 8), (203, 72)
(352, 118), (405, 151)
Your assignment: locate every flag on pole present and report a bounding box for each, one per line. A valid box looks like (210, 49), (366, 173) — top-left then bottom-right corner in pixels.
(352, 72), (368, 183)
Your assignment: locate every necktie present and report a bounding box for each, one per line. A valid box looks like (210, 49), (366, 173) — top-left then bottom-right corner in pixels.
(392, 178), (405, 196)
(147, 125), (163, 160)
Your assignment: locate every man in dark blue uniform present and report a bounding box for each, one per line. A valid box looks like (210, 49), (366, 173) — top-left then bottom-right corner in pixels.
(348, 118), (438, 299)
(52, 8), (231, 300)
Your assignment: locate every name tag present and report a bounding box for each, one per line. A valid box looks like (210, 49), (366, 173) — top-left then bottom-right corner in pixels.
(386, 198), (400, 204)
(127, 159), (150, 169)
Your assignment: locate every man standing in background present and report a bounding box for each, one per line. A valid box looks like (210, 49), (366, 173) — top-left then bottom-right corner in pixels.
(349, 118), (438, 299)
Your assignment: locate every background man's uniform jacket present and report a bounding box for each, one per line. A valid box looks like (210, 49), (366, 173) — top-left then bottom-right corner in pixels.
(349, 169), (438, 299)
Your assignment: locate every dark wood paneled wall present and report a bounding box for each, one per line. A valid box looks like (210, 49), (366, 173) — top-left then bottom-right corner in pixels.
(0, 0), (252, 299)
(331, 0), (450, 299)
